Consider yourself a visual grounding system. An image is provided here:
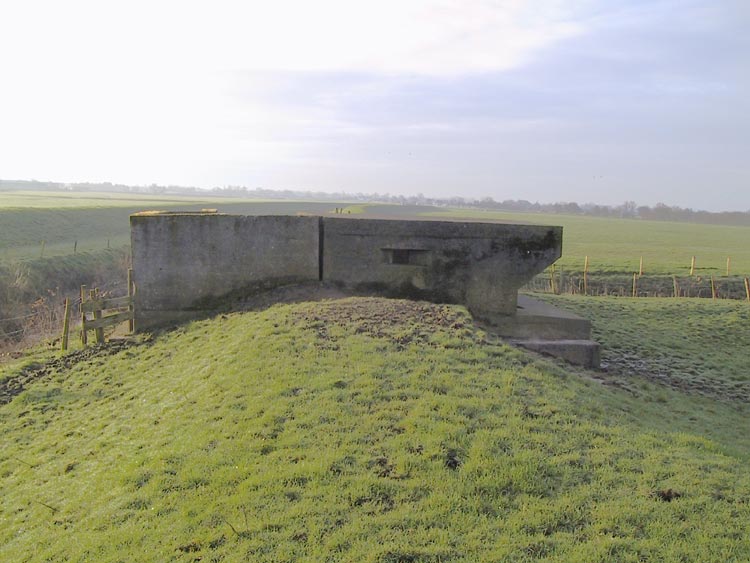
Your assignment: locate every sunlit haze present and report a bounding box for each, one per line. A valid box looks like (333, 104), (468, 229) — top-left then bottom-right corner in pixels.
(1, 0), (748, 211)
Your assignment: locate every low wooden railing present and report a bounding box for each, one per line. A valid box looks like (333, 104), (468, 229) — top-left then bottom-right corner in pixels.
(60, 269), (134, 351)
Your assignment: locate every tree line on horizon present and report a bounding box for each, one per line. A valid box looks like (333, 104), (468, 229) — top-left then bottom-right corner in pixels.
(2, 178), (748, 227)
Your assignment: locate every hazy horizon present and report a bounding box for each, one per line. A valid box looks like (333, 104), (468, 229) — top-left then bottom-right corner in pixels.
(1, 1), (748, 212)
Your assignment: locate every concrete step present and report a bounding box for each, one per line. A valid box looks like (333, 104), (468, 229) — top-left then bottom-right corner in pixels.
(484, 295), (593, 340)
(514, 339), (601, 368)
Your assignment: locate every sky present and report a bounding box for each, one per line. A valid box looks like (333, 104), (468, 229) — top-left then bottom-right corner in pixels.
(1, 0), (748, 211)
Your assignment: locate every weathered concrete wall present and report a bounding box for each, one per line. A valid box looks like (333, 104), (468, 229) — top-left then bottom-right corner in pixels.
(130, 212), (561, 328)
(129, 212), (600, 366)
(131, 213), (320, 329)
(323, 217), (561, 317)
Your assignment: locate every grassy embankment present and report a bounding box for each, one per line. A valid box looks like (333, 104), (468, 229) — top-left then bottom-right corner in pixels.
(1, 296), (748, 562)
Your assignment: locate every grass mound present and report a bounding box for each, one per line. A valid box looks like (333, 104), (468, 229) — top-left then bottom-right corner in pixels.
(1, 297), (749, 562)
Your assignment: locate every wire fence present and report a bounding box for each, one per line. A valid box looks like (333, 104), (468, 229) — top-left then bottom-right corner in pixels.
(526, 269), (750, 301)
(0, 279), (129, 352)
(0, 298), (78, 347)
(0, 246), (131, 356)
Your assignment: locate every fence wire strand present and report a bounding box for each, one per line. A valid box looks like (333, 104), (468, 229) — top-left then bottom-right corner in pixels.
(0, 312), (39, 323)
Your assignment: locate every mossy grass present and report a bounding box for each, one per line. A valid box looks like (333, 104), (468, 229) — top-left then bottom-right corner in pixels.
(1, 297), (748, 562)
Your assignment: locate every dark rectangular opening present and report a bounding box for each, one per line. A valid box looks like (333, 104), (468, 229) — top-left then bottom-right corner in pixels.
(383, 248), (430, 266)
(391, 249), (411, 265)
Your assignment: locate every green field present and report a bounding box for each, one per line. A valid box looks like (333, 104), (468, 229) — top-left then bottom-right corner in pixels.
(1, 296), (749, 562)
(0, 191), (350, 262)
(0, 190), (222, 209)
(336, 204), (750, 276)
(2, 192), (749, 276)
(421, 209), (750, 276)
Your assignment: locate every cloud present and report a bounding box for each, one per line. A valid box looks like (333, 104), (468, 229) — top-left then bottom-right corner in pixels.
(0, 0), (591, 185)
(0, 0), (586, 76)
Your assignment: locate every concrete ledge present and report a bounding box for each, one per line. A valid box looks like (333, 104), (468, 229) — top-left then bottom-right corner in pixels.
(478, 295), (601, 368)
(515, 339), (601, 368)
(485, 295), (593, 340)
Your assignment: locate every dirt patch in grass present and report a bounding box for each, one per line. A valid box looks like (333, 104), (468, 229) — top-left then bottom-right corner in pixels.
(601, 351), (750, 402)
(292, 296), (470, 348)
(0, 339), (140, 406)
(239, 283), (470, 339)
(444, 448), (462, 470)
(653, 489), (683, 502)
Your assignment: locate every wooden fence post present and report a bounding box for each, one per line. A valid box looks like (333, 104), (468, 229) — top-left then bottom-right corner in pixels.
(61, 298), (71, 352)
(690, 256), (696, 276)
(639, 256), (644, 276)
(632, 272), (637, 298)
(710, 276), (717, 300)
(128, 268), (135, 333)
(548, 265), (553, 294)
(673, 276), (679, 298)
(92, 289), (105, 344)
(745, 278), (750, 302)
(80, 285), (88, 347)
(560, 267), (565, 294)
(583, 256), (589, 296)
